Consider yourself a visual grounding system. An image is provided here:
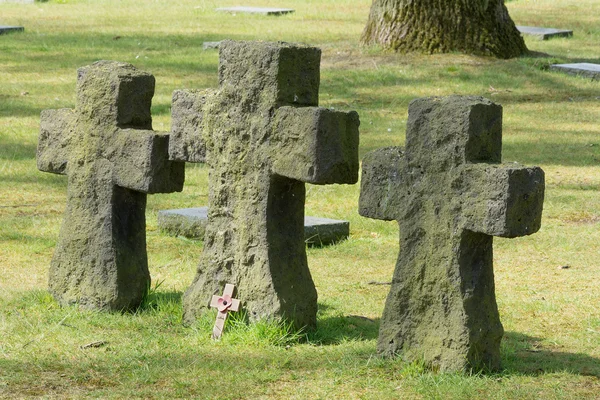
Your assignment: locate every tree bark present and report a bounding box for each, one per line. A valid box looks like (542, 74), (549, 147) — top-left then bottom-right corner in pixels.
(361, 0), (528, 59)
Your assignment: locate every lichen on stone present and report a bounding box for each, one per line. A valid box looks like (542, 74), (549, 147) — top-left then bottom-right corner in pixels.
(171, 40), (360, 330)
(359, 95), (544, 372)
(37, 61), (184, 311)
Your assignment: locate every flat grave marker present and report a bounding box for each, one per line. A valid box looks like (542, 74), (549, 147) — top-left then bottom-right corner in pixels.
(0, 26), (24, 35)
(517, 25), (573, 40)
(216, 6), (294, 16)
(158, 207), (350, 246)
(203, 41), (221, 50)
(550, 63), (600, 80)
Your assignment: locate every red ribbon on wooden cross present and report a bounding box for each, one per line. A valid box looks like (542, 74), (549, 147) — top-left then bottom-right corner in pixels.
(210, 284), (240, 339)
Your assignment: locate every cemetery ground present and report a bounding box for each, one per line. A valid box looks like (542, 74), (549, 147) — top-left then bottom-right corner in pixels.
(0, 0), (598, 398)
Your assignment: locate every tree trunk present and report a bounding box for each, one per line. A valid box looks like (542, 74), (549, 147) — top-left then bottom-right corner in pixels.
(361, 0), (528, 59)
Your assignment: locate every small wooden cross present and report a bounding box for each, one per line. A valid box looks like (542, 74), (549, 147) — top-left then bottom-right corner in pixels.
(210, 284), (240, 339)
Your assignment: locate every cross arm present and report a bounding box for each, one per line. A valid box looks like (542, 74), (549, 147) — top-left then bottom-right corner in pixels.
(168, 89), (213, 163)
(37, 108), (75, 175)
(210, 284), (240, 312)
(271, 106), (359, 184)
(358, 147), (406, 221)
(111, 129), (185, 194)
(457, 164), (545, 238)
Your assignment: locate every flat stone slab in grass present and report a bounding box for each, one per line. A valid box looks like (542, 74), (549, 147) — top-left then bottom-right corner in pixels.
(203, 41), (221, 50)
(0, 26), (24, 35)
(158, 207), (349, 246)
(304, 216), (350, 246)
(550, 63), (600, 79)
(216, 6), (295, 15)
(517, 26), (573, 40)
(158, 208), (208, 239)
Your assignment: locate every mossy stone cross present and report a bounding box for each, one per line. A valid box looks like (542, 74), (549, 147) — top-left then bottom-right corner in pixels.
(37, 61), (184, 311)
(359, 96), (545, 372)
(170, 40), (360, 329)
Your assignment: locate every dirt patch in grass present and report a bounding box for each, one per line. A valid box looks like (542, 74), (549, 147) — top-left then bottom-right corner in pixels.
(561, 213), (600, 225)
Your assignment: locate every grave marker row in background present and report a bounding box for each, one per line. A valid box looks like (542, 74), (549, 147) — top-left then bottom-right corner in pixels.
(215, 6), (294, 16)
(0, 26), (24, 35)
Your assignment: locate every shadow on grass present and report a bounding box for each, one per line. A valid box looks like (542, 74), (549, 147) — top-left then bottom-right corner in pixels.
(3, 290), (599, 389)
(308, 303), (380, 344)
(1, 31), (242, 74)
(137, 293), (379, 344)
(523, 50), (600, 69)
(138, 289), (183, 313)
(357, 137), (600, 168)
(0, 31), (244, 119)
(503, 331), (600, 378)
(0, 98), (48, 118)
(321, 48), (600, 158)
(502, 137), (600, 167)
(0, 138), (37, 161)
(0, 341), (376, 399)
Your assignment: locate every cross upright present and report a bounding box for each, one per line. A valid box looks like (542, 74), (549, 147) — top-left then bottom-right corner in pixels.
(359, 96), (545, 372)
(37, 61), (184, 311)
(170, 40), (360, 329)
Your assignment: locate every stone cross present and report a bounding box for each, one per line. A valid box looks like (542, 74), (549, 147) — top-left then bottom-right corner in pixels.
(37, 61), (184, 311)
(210, 284), (241, 339)
(359, 96), (545, 372)
(169, 40), (360, 329)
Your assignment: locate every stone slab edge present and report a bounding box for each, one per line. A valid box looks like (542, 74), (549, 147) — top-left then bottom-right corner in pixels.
(158, 207), (349, 246)
(215, 7), (295, 15)
(550, 63), (600, 80)
(203, 41), (221, 50)
(0, 26), (24, 35)
(516, 26), (573, 40)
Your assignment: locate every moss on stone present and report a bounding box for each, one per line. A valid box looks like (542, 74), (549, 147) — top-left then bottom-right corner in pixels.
(174, 41), (360, 330)
(37, 61), (184, 311)
(359, 96), (544, 372)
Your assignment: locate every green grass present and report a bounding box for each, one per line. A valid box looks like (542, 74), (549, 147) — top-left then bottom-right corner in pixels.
(1, 0), (599, 398)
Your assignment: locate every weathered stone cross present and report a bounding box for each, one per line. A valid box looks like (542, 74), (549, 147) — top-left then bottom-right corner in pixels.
(37, 61), (184, 311)
(359, 96), (545, 372)
(210, 283), (241, 339)
(170, 40), (360, 329)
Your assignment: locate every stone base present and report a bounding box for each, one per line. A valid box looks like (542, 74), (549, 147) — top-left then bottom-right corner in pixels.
(550, 63), (600, 80)
(158, 207), (349, 246)
(517, 26), (573, 40)
(215, 7), (295, 16)
(0, 26), (24, 35)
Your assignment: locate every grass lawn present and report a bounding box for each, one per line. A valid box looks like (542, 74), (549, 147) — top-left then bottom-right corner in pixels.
(1, 0), (599, 398)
